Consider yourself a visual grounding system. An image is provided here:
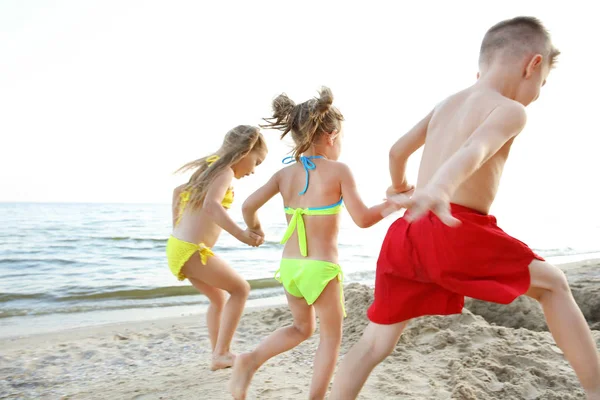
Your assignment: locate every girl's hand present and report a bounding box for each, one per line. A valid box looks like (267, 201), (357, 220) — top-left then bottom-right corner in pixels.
(236, 229), (264, 247)
(250, 226), (265, 241)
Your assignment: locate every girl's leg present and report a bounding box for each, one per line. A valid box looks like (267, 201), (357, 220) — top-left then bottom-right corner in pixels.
(182, 253), (250, 370)
(189, 277), (226, 351)
(526, 259), (600, 399)
(230, 291), (316, 400)
(309, 279), (344, 400)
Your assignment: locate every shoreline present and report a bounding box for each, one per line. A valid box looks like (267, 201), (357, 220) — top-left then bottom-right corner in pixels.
(1, 257), (599, 342)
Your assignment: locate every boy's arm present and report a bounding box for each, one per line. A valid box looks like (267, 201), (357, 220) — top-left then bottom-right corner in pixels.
(388, 109), (433, 192)
(339, 164), (392, 228)
(242, 172), (280, 235)
(390, 103), (527, 225)
(172, 184), (186, 228)
(429, 103), (526, 196)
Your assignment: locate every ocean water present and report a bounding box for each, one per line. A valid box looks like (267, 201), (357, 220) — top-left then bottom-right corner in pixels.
(1, 202), (599, 338)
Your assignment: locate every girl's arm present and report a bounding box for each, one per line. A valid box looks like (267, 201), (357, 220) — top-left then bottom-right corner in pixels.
(242, 172), (280, 236)
(204, 169), (262, 246)
(339, 163), (392, 228)
(172, 184), (186, 228)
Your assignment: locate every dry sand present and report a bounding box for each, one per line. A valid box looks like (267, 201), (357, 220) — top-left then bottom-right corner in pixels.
(1, 262), (599, 399)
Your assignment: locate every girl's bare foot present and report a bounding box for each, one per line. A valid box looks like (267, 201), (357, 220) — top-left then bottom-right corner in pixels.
(229, 353), (258, 400)
(210, 352), (236, 371)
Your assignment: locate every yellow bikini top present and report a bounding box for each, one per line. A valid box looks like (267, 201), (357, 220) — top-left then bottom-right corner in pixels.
(175, 156), (234, 226)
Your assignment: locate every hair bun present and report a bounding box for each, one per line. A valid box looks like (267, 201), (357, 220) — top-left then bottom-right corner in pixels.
(272, 94), (295, 120)
(314, 86), (333, 115)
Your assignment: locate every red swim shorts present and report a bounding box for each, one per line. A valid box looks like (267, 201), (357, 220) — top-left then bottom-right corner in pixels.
(367, 204), (544, 324)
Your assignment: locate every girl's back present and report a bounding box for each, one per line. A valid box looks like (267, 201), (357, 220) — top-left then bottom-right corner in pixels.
(174, 194), (222, 248)
(232, 87), (394, 400)
(278, 158), (344, 262)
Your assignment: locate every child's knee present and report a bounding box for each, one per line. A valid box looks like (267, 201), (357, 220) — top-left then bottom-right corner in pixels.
(529, 261), (570, 296)
(210, 291), (227, 310)
(541, 264), (570, 295)
(319, 322), (343, 342)
(231, 280), (251, 298)
(529, 262), (571, 302)
(360, 330), (396, 362)
(549, 268), (570, 293)
(294, 319), (316, 340)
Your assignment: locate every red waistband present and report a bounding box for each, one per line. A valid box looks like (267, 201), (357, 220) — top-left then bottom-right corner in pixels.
(449, 203), (488, 215)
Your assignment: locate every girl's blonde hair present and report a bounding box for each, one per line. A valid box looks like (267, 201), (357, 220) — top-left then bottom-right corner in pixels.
(261, 87), (344, 160)
(176, 125), (266, 209)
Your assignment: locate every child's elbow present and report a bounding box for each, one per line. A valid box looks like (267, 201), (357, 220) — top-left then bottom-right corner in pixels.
(389, 145), (406, 162)
(355, 215), (372, 229)
(241, 200), (254, 216)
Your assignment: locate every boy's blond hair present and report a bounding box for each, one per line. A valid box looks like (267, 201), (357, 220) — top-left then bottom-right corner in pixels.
(479, 16), (560, 68)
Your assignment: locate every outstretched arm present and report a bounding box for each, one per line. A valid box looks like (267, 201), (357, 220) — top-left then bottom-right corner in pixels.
(340, 163), (391, 228)
(242, 172), (280, 235)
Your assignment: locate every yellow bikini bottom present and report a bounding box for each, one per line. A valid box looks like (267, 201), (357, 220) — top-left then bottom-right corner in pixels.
(275, 258), (346, 317)
(166, 236), (214, 281)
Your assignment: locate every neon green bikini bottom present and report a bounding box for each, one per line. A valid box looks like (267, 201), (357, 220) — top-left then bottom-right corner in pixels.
(275, 258), (346, 317)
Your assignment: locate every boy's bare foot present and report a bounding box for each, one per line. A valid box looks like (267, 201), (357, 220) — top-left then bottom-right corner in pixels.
(229, 353), (257, 400)
(210, 352), (235, 371)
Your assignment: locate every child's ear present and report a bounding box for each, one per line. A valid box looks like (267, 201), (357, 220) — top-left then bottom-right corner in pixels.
(326, 132), (337, 146)
(525, 54), (543, 79)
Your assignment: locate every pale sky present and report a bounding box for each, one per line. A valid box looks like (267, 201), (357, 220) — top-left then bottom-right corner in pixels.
(1, 1), (599, 226)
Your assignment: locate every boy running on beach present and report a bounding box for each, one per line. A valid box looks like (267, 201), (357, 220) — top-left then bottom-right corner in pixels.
(330, 16), (600, 399)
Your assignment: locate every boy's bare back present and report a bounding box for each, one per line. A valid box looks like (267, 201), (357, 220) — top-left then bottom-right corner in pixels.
(418, 87), (524, 214)
(389, 17), (559, 223)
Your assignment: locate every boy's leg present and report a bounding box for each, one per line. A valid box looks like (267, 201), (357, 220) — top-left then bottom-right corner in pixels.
(526, 259), (600, 397)
(329, 320), (408, 400)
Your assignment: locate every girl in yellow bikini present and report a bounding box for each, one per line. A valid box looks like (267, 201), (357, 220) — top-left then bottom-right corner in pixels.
(230, 88), (393, 400)
(167, 125), (267, 371)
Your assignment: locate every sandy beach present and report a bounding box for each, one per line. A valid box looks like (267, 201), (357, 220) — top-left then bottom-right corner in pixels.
(1, 260), (599, 400)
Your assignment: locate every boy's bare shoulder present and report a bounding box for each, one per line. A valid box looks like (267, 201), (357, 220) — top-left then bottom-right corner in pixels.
(433, 87), (527, 128)
(486, 95), (528, 130)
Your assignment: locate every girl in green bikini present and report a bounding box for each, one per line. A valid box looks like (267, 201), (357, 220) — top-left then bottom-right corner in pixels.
(230, 87), (396, 400)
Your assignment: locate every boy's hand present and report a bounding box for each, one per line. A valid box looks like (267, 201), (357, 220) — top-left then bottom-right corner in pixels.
(379, 184), (415, 218)
(237, 229), (264, 247)
(387, 186), (461, 227)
